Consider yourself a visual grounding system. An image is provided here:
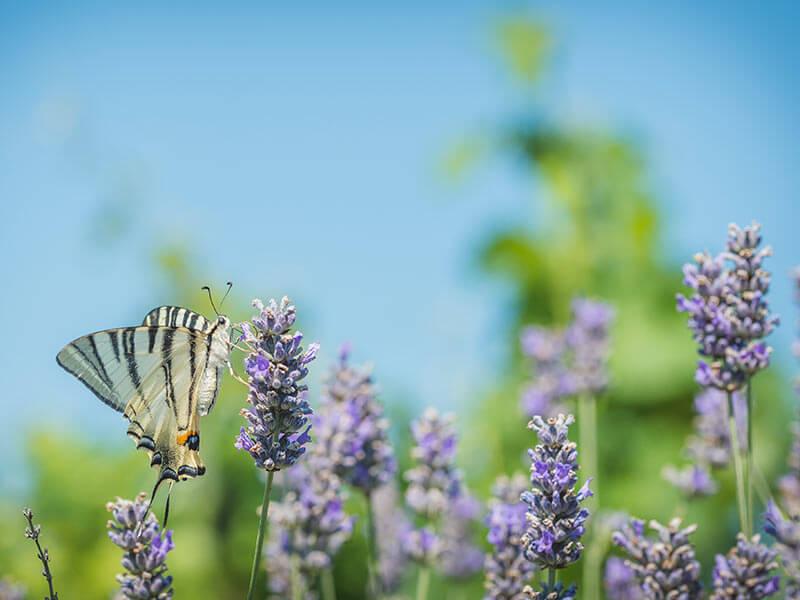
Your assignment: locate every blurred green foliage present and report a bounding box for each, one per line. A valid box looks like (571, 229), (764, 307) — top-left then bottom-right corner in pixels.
(0, 15), (795, 600)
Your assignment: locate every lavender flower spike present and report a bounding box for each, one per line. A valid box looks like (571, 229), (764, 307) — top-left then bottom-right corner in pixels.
(710, 533), (780, 598)
(265, 465), (354, 596)
(566, 298), (614, 396)
(519, 327), (570, 419)
(677, 222), (778, 391)
(236, 297), (319, 471)
(521, 414), (592, 572)
(107, 493), (174, 600)
(312, 345), (396, 493)
(765, 501), (800, 598)
(604, 557), (643, 600)
(612, 518), (702, 599)
(484, 473), (535, 600)
(404, 408), (462, 521)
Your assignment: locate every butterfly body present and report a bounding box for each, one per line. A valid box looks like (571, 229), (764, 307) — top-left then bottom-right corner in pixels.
(57, 306), (232, 484)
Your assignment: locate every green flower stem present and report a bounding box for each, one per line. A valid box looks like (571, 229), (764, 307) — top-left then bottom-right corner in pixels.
(365, 492), (380, 599)
(746, 380), (754, 538)
(579, 394), (599, 600)
(321, 568), (337, 600)
(290, 554), (304, 600)
(548, 567), (556, 588)
(416, 566), (431, 600)
(246, 470), (276, 600)
(727, 392), (750, 537)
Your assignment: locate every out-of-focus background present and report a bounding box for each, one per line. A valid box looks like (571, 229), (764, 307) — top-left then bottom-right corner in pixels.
(1, 2), (798, 597)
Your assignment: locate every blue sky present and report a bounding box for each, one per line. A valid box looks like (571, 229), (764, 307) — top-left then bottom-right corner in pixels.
(1, 2), (798, 492)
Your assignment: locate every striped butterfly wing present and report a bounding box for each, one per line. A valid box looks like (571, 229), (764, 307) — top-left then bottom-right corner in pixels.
(57, 319), (215, 483)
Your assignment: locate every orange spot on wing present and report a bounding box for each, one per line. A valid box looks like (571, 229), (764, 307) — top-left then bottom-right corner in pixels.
(176, 431), (195, 446)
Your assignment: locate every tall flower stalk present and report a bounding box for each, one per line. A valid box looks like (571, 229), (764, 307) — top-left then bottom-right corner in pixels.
(312, 345), (396, 597)
(677, 222), (778, 536)
(22, 508), (57, 600)
(106, 494), (174, 599)
(235, 297), (319, 600)
(402, 408), (462, 600)
(520, 414), (591, 599)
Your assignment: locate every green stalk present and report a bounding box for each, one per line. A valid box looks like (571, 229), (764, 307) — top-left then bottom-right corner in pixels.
(578, 394), (599, 600)
(246, 470), (276, 600)
(364, 492), (380, 599)
(547, 568), (556, 588)
(290, 555), (304, 600)
(416, 566), (431, 600)
(746, 380), (754, 538)
(321, 568), (337, 600)
(727, 392), (749, 537)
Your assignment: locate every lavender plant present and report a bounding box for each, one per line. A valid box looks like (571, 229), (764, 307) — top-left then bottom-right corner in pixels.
(765, 501), (800, 598)
(710, 534), (780, 598)
(520, 414), (591, 597)
(106, 494), (174, 600)
(603, 557), (642, 600)
(484, 473), (534, 600)
(520, 327), (571, 419)
(612, 518), (702, 599)
(312, 345), (396, 596)
(0, 579), (25, 600)
(265, 465), (354, 600)
(779, 268), (800, 516)
(402, 408), (462, 600)
(22, 508), (57, 600)
(677, 222), (778, 536)
(235, 296), (319, 600)
(439, 492), (484, 580)
(372, 483), (411, 594)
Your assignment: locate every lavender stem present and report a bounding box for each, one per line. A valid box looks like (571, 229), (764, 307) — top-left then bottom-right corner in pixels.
(416, 566), (430, 600)
(321, 568), (337, 600)
(365, 492), (380, 599)
(22, 508), (57, 600)
(578, 394), (599, 600)
(246, 469), (275, 600)
(727, 392), (749, 537)
(746, 379), (754, 538)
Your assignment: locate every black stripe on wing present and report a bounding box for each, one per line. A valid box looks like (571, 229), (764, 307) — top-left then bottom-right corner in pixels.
(143, 306), (211, 332)
(56, 334), (124, 412)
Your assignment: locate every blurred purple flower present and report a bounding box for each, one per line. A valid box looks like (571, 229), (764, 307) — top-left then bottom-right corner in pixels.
(265, 465), (354, 596)
(765, 502), (800, 598)
(566, 298), (614, 396)
(484, 473), (534, 600)
(521, 414), (591, 572)
(662, 464), (718, 498)
(371, 483), (411, 593)
(312, 345), (396, 493)
(519, 326), (571, 419)
(106, 493), (174, 599)
(404, 408), (462, 520)
(710, 534), (779, 599)
(236, 297), (318, 471)
(677, 222), (779, 391)
(439, 492), (484, 579)
(612, 518), (702, 599)
(604, 557), (643, 600)
(0, 579), (25, 600)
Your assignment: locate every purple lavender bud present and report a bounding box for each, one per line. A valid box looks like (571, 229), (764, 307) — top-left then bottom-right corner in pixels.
(710, 534), (780, 598)
(521, 414), (591, 572)
(312, 346), (396, 493)
(439, 492), (484, 579)
(484, 474), (534, 600)
(401, 527), (442, 565)
(662, 464), (718, 498)
(677, 223), (779, 392)
(765, 502), (800, 598)
(519, 326), (573, 419)
(404, 408), (462, 520)
(265, 465), (354, 592)
(612, 518), (702, 599)
(236, 297), (318, 471)
(566, 298), (614, 396)
(371, 484), (411, 593)
(106, 493), (174, 599)
(604, 557), (643, 600)
(779, 420), (800, 518)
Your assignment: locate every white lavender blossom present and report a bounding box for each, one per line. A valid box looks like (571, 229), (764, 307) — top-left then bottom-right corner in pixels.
(313, 345), (396, 492)
(612, 518), (702, 599)
(106, 494), (174, 600)
(521, 414), (592, 572)
(236, 297), (319, 471)
(710, 534), (780, 598)
(484, 473), (535, 600)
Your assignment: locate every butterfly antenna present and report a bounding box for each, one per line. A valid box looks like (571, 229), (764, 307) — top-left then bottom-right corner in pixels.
(220, 281), (233, 308)
(201, 285), (220, 316)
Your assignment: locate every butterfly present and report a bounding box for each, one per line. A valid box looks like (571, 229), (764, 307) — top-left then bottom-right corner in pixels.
(56, 300), (233, 496)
